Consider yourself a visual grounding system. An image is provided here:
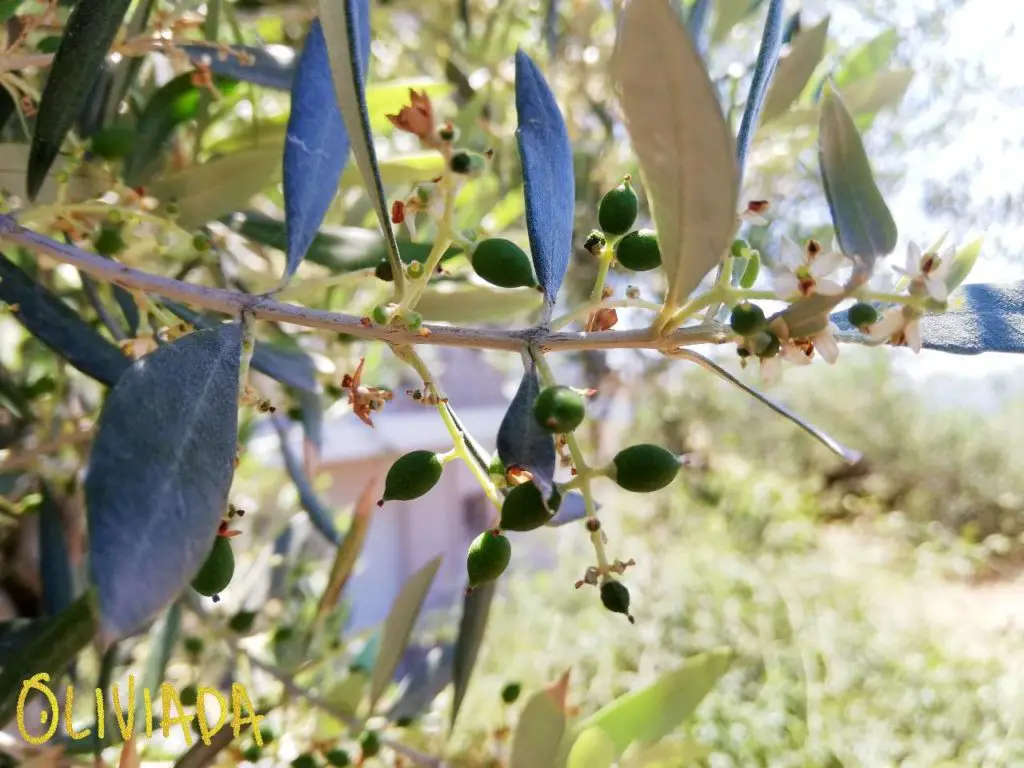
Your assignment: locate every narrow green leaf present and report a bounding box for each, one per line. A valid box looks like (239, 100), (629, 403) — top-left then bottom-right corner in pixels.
(0, 0), (24, 24)
(173, 706), (267, 767)
(818, 81), (897, 269)
(566, 727), (617, 768)
(712, 0), (754, 42)
(273, 415), (342, 546)
(450, 581), (495, 731)
(388, 645), (454, 723)
(510, 690), (566, 768)
(611, 0), (739, 308)
(833, 28), (898, 89)
(38, 483), (75, 616)
(341, 151), (446, 188)
(27, 0), (133, 200)
(148, 147), (280, 228)
(761, 17), (830, 124)
(944, 237), (983, 293)
(0, 589), (98, 727)
(315, 476), (376, 623)
(416, 282), (543, 323)
(367, 556), (442, 714)
(101, 0), (159, 127)
(567, 649), (732, 761)
(318, 0), (406, 295)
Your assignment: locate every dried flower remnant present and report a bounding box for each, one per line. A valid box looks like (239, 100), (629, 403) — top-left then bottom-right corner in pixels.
(386, 89), (436, 144)
(340, 357), (393, 427)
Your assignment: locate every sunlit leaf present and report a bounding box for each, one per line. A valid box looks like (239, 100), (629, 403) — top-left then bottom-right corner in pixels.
(149, 147), (280, 228)
(450, 581), (494, 730)
(514, 49), (575, 310)
(735, 0), (784, 177)
(0, 253), (130, 387)
(761, 17), (830, 124)
(282, 19), (362, 284)
(510, 689), (566, 768)
(85, 324), (242, 644)
(566, 649), (732, 761)
(818, 81), (897, 269)
(711, 0), (757, 42)
(497, 361), (556, 500)
(27, 0), (133, 200)
(123, 74), (239, 186)
(611, 0), (738, 309)
(944, 237), (983, 293)
(316, 476), (376, 622)
(180, 43), (297, 90)
(0, 144), (104, 204)
(368, 556), (442, 714)
(833, 28), (898, 89)
(566, 727), (617, 768)
(416, 282), (543, 323)
(341, 151), (446, 188)
(318, 0), (407, 292)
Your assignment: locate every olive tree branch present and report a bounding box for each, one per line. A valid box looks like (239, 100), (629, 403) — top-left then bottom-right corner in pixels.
(0, 215), (728, 353)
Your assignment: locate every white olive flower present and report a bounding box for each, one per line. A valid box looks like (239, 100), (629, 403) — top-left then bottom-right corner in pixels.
(867, 306), (922, 353)
(894, 241), (954, 302)
(771, 236), (846, 300)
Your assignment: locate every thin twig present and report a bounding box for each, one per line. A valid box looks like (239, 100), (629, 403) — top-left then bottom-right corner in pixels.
(0, 215), (727, 353)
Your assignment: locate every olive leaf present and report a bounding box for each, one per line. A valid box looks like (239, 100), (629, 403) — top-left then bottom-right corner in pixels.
(315, 477), (376, 623)
(388, 645), (454, 723)
(514, 49), (575, 311)
(761, 17), (830, 124)
(833, 28), (899, 89)
(272, 415), (342, 546)
(27, 0), (134, 200)
(686, 0), (712, 54)
(318, 0), (406, 292)
(735, 0), (785, 177)
(100, 0), (159, 127)
(566, 728), (617, 768)
(0, 253), (131, 387)
(611, 0), (739, 310)
(39, 483), (75, 617)
(368, 556), (442, 715)
(818, 81), (897, 269)
(179, 44), (297, 90)
(450, 580), (495, 731)
(510, 689), (567, 768)
(496, 361), (556, 502)
(281, 19), (363, 285)
(85, 324), (242, 645)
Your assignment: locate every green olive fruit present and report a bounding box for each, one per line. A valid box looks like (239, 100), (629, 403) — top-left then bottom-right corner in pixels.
(847, 302), (879, 329)
(359, 731), (381, 758)
(615, 229), (661, 272)
(739, 249), (761, 288)
(450, 150), (487, 176)
(375, 260), (394, 282)
(610, 444), (680, 493)
(242, 745), (262, 762)
(600, 580), (634, 623)
(487, 452), (505, 479)
(501, 682), (522, 704)
(89, 124), (138, 160)
(499, 482), (552, 532)
(183, 636), (204, 656)
(753, 331), (780, 359)
(191, 536), (235, 597)
(192, 231), (212, 252)
(729, 302), (766, 336)
(179, 684), (198, 707)
(93, 225), (125, 257)
(381, 451), (443, 503)
(405, 311), (423, 331)
(730, 239), (749, 258)
(37, 35), (62, 53)
(598, 177), (638, 236)
(471, 238), (538, 289)
(533, 385), (585, 433)
(325, 748), (351, 767)
(371, 304), (390, 325)
(229, 610), (257, 634)
(466, 529), (512, 588)
(292, 753), (318, 768)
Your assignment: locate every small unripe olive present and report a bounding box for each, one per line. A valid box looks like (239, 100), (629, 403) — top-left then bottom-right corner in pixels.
(292, 754), (318, 768)
(375, 260), (394, 282)
(615, 229), (661, 272)
(183, 636), (204, 656)
(359, 731), (381, 758)
(730, 239), (749, 258)
(405, 311), (423, 331)
(407, 261), (425, 279)
(598, 176), (638, 236)
(37, 35), (62, 53)
(501, 682), (522, 704)
(754, 331), (780, 359)
(191, 536), (234, 597)
(94, 225), (125, 257)
(471, 238), (537, 289)
(729, 302), (766, 336)
(450, 150), (487, 176)
(192, 232), (212, 252)
(179, 684), (198, 707)
(325, 748), (351, 766)
(381, 451), (443, 503)
(467, 529), (511, 588)
(499, 482), (552, 532)
(739, 249), (761, 288)
(371, 304), (390, 325)
(229, 610), (257, 634)
(242, 744), (262, 762)
(600, 580), (634, 623)
(610, 444), (680, 493)
(89, 124), (138, 160)
(533, 385), (585, 433)
(487, 453), (505, 479)
(847, 302), (879, 329)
